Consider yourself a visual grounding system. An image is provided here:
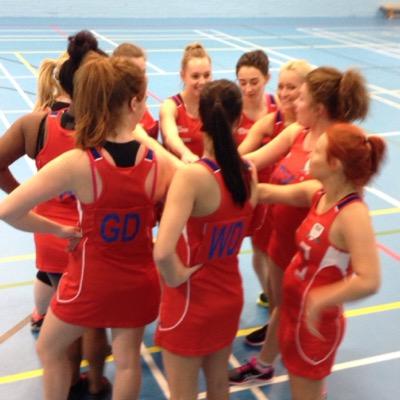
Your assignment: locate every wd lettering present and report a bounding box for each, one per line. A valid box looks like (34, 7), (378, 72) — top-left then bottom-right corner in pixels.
(208, 221), (244, 259)
(100, 212), (141, 243)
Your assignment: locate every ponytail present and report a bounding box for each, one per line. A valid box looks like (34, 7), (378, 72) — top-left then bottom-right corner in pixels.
(33, 59), (58, 111)
(200, 80), (250, 206)
(326, 123), (386, 187)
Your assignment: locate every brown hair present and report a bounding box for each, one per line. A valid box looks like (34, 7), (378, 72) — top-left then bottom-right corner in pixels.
(112, 43), (146, 59)
(306, 67), (369, 122)
(326, 123), (386, 186)
(181, 42), (211, 71)
(235, 50), (269, 77)
(74, 54), (146, 149)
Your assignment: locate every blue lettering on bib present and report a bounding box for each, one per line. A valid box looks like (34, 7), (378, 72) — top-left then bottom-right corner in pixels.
(208, 221), (244, 259)
(100, 212), (141, 243)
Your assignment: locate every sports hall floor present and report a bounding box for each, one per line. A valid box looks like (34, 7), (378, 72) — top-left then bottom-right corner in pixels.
(0, 16), (399, 399)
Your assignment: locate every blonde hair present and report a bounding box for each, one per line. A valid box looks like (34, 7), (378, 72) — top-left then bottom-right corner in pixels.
(181, 42), (211, 71)
(280, 59), (313, 80)
(33, 53), (69, 111)
(74, 54), (146, 149)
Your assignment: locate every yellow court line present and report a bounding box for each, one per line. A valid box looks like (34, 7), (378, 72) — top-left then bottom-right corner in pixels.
(0, 280), (33, 290)
(344, 301), (400, 317)
(370, 207), (400, 216)
(14, 52), (37, 77)
(0, 253), (35, 264)
(1, 300), (400, 385)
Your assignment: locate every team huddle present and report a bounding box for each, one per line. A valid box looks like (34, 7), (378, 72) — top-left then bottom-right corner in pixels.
(0, 30), (386, 400)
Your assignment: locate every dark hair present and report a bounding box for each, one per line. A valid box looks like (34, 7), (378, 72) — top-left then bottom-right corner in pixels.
(235, 50), (269, 77)
(306, 66), (369, 122)
(58, 30), (107, 98)
(199, 79), (250, 206)
(326, 123), (386, 187)
(74, 55), (146, 149)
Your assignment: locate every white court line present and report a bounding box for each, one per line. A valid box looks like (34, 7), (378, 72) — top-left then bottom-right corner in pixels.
(365, 187), (400, 208)
(0, 62), (36, 173)
(197, 29), (400, 210)
(375, 131), (400, 137)
(213, 354), (270, 400)
(216, 350), (400, 397)
(0, 62), (34, 109)
(208, 28), (400, 115)
(0, 75), (35, 80)
(298, 27), (400, 61)
(369, 84), (400, 101)
(90, 29), (167, 74)
(0, 109), (36, 173)
(370, 94), (400, 110)
(0, 109), (10, 129)
(194, 29), (249, 50)
(209, 29), (292, 62)
(140, 344), (170, 399)
(0, 38), (65, 42)
(194, 29), (285, 67)
(0, 109), (31, 114)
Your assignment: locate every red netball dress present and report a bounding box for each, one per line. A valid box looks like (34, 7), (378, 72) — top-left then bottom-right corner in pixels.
(233, 93), (278, 146)
(34, 109), (78, 273)
(162, 93), (203, 157)
(279, 191), (360, 379)
(140, 108), (159, 140)
(51, 146), (160, 328)
(267, 128), (312, 269)
(252, 110), (286, 250)
(155, 158), (254, 356)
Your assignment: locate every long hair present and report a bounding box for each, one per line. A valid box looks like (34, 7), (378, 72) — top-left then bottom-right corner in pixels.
(74, 55), (146, 149)
(199, 79), (250, 206)
(33, 53), (69, 111)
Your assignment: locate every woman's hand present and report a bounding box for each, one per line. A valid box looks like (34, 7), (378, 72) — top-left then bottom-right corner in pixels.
(57, 225), (82, 251)
(181, 150), (199, 164)
(305, 288), (325, 340)
(164, 263), (203, 287)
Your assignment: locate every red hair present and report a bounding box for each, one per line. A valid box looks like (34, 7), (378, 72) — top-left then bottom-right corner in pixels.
(326, 123), (386, 187)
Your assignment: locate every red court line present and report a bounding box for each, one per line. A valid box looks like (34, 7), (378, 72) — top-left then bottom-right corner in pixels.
(50, 25), (69, 38)
(377, 242), (400, 262)
(148, 90), (163, 103)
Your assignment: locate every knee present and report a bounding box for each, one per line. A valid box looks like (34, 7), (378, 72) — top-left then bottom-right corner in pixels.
(36, 337), (54, 365)
(114, 353), (141, 371)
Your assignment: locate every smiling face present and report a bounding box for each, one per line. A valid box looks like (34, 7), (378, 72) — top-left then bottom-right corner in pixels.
(237, 65), (268, 103)
(277, 69), (304, 112)
(181, 57), (212, 97)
